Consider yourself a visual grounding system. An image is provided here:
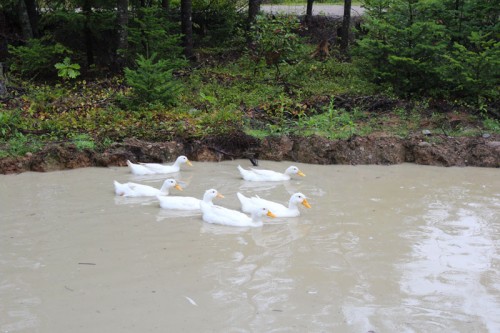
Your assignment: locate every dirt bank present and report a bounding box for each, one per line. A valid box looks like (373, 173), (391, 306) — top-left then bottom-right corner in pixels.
(1, 133), (498, 174)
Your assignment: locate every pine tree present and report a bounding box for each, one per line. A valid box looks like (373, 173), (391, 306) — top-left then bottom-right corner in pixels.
(124, 53), (183, 106)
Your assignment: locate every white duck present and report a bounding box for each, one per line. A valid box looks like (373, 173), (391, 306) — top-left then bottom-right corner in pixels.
(114, 178), (182, 197)
(237, 192), (311, 217)
(200, 189), (276, 227)
(126, 160), (156, 175)
(157, 187), (211, 211)
(127, 156), (192, 175)
(237, 165), (306, 182)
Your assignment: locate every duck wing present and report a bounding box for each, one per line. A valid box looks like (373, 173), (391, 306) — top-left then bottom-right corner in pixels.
(124, 182), (159, 196)
(157, 196), (201, 210)
(139, 163), (178, 174)
(238, 165), (288, 181)
(201, 204), (253, 227)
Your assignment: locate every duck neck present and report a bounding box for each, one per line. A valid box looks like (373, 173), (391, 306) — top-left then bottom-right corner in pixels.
(159, 183), (171, 195)
(249, 220), (263, 227)
(287, 200), (300, 211)
(250, 211), (264, 224)
(201, 196), (214, 206)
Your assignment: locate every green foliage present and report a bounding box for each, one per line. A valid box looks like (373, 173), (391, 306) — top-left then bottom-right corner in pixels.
(440, 0), (499, 43)
(70, 133), (95, 150)
(8, 39), (70, 78)
(40, 8), (117, 67)
(192, 0), (246, 46)
(439, 32), (499, 103)
(248, 14), (303, 76)
(198, 106), (244, 135)
(392, 106), (422, 137)
(181, 53), (373, 139)
(126, 7), (186, 67)
(262, 93), (297, 135)
(24, 84), (66, 117)
(354, 0), (449, 97)
(124, 53), (183, 106)
(286, 56), (375, 96)
(299, 99), (361, 139)
(0, 0), (17, 10)
(199, 91), (218, 106)
(0, 132), (44, 158)
(483, 118), (500, 132)
(2, 0), (497, 158)
(0, 109), (22, 138)
(354, 0), (499, 101)
(55, 57), (81, 80)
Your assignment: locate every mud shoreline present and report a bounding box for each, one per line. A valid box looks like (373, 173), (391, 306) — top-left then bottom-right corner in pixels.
(1, 133), (498, 174)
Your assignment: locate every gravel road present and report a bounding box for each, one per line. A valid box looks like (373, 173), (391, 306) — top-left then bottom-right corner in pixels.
(261, 4), (365, 17)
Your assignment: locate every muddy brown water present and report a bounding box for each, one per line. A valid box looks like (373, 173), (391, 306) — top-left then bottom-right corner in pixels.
(1, 160), (499, 333)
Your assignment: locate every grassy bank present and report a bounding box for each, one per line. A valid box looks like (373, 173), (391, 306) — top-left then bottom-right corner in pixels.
(1, 45), (499, 159)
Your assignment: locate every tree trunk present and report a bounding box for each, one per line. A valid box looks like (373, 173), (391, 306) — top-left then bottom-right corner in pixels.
(116, 0), (128, 66)
(181, 0), (194, 60)
(161, 0), (170, 12)
(83, 0), (94, 66)
(17, 0), (33, 40)
(248, 0), (261, 27)
(340, 0), (351, 52)
(0, 62), (7, 97)
(306, 0), (314, 25)
(24, 0), (38, 37)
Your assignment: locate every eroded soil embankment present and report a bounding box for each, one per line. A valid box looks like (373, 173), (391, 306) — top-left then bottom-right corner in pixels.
(0, 134), (499, 174)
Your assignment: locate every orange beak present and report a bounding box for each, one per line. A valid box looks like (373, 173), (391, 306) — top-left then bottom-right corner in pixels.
(302, 199), (311, 208)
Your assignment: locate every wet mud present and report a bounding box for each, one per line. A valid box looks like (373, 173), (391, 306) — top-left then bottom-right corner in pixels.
(0, 133), (499, 174)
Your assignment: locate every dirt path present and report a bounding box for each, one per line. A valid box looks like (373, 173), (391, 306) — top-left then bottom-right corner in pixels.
(261, 4), (365, 17)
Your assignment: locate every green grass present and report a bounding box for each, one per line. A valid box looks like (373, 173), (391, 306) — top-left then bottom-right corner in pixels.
(483, 117), (500, 132)
(70, 133), (96, 150)
(1, 41), (498, 158)
(0, 133), (45, 158)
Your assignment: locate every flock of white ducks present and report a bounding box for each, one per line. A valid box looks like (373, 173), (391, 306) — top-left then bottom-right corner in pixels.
(114, 156), (311, 227)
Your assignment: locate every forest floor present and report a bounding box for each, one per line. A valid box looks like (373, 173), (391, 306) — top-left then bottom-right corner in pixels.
(1, 96), (499, 174)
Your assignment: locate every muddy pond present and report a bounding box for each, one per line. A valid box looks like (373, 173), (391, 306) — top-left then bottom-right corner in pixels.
(1, 160), (499, 332)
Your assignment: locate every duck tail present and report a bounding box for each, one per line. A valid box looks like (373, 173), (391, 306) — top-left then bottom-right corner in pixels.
(113, 180), (126, 196)
(237, 165), (246, 176)
(236, 192), (246, 202)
